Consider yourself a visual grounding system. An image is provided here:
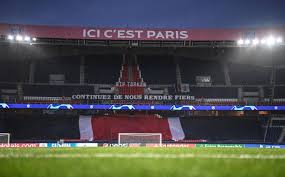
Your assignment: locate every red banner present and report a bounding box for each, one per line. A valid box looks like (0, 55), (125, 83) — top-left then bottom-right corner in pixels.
(0, 23), (284, 41)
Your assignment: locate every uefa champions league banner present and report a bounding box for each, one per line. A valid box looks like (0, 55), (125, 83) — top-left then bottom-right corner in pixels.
(1, 103), (285, 110)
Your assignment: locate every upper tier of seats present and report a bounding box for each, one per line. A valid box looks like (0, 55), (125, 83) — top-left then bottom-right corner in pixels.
(137, 55), (176, 84)
(228, 63), (271, 85)
(276, 68), (285, 84)
(34, 56), (80, 83)
(0, 54), (281, 86)
(85, 55), (122, 84)
(0, 60), (30, 83)
(179, 58), (225, 85)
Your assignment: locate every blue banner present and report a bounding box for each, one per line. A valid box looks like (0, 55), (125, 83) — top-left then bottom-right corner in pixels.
(1, 103), (285, 111)
(245, 144), (285, 149)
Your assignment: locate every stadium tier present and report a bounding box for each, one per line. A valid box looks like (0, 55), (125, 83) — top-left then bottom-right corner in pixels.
(1, 55), (285, 105)
(0, 113), (271, 143)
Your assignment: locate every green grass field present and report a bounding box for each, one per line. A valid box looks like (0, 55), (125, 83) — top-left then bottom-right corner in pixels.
(0, 147), (284, 177)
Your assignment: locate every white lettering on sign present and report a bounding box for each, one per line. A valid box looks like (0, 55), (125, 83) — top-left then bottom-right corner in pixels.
(147, 31), (156, 38)
(83, 29), (100, 38)
(180, 31), (189, 39)
(104, 30), (113, 38)
(135, 30), (143, 38)
(83, 29), (189, 40)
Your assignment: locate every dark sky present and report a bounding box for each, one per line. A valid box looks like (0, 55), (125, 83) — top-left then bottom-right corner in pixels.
(0, 0), (285, 28)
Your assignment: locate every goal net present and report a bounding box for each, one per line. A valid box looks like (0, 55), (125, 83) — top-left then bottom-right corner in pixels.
(0, 133), (10, 144)
(118, 133), (162, 145)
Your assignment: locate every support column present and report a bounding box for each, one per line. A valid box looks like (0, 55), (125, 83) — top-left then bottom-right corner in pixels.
(174, 56), (182, 86)
(122, 53), (126, 64)
(17, 83), (23, 102)
(80, 56), (85, 85)
(238, 87), (243, 102)
(259, 86), (264, 101)
(223, 62), (231, 86)
(28, 61), (35, 83)
(270, 67), (276, 85)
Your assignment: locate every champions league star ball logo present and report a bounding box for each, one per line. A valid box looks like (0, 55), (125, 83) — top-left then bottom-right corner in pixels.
(47, 104), (73, 110)
(0, 103), (9, 109)
(109, 105), (135, 110)
(231, 106), (258, 111)
(170, 105), (196, 111)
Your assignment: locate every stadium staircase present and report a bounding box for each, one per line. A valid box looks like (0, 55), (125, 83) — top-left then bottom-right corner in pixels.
(116, 57), (145, 95)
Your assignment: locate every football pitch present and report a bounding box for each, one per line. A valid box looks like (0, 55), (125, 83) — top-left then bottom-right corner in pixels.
(0, 147), (284, 177)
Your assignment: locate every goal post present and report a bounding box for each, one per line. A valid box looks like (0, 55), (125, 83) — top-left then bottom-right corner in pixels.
(118, 133), (162, 145)
(0, 133), (10, 144)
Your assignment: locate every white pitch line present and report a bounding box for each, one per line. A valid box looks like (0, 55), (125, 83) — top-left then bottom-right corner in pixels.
(0, 153), (285, 159)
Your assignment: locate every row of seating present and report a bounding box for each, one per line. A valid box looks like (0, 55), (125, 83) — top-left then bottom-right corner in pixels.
(1, 55), (285, 85)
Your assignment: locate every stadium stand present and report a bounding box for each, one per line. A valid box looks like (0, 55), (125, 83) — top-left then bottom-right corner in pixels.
(0, 113), (80, 141)
(276, 68), (285, 84)
(274, 86), (285, 98)
(85, 55), (122, 84)
(1, 54), (285, 106)
(180, 116), (264, 143)
(22, 85), (95, 97)
(188, 87), (237, 98)
(0, 23), (285, 149)
(34, 57), (80, 83)
(0, 113), (266, 143)
(228, 63), (271, 85)
(137, 55), (176, 84)
(179, 58), (225, 85)
(0, 60), (29, 82)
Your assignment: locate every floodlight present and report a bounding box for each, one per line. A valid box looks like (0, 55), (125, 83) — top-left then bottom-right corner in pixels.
(7, 35), (14, 40)
(24, 36), (31, 41)
(245, 39), (251, 45)
(266, 36), (275, 46)
(252, 38), (259, 45)
(32, 37), (37, 41)
(276, 37), (283, 44)
(16, 35), (23, 41)
(237, 39), (244, 45)
(261, 38), (266, 44)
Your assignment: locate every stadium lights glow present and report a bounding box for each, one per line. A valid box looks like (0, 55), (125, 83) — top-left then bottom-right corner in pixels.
(237, 36), (283, 47)
(252, 38), (259, 45)
(245, 39), (251, 45)
(16, 35), (23, 41)
(276, 37), (283, 44)
(6, 35), (36, 44)
(261, 38), (266, 44)
(24, 36), (31, 41)
(237, 39), (244, 45)
(266, 36), (276, 46)
(7, 35), (14, 40)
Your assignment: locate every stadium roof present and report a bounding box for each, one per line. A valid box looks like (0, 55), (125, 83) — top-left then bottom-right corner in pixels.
(0, 23), (285, 41)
